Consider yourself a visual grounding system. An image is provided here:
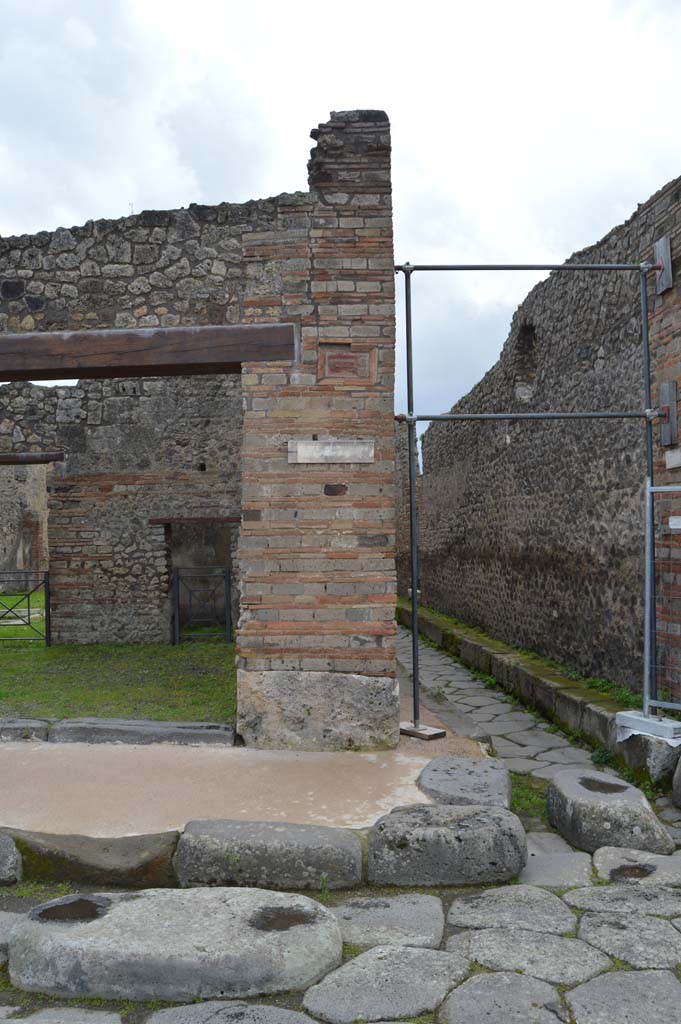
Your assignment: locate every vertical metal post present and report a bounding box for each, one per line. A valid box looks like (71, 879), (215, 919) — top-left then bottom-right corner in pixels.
(641, 269), (657, 713)
(172, 567), (180, 645)
(224, 569), (232, 642)
(404, 264), (423, 729)
(43, 571), (51, 647)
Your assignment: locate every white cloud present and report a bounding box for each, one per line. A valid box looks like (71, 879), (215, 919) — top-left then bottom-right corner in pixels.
(0, 0), (679, 409)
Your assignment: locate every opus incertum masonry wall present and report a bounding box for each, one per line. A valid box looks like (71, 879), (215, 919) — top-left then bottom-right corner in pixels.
(0, 110), (399, 750)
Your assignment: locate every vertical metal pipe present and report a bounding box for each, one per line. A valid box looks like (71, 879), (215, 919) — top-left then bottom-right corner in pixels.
(225, 569), (232, 642)
(44, 571), (51, 648)
(641, 270), (657, 712)
(172, 567), (180, 645)
(404, 265), (422, 728)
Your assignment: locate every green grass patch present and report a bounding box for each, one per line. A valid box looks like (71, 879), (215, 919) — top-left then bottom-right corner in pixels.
(0, 642), (237, 722)
(510, 772), (549, 826)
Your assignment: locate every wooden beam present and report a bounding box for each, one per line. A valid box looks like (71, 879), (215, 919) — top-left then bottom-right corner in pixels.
(149, 516), (241, 525)
(0, 451), (64, 465)
(0, 324), (295, 381)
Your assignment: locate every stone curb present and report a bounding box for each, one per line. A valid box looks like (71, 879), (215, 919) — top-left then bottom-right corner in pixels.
(0, 718), (235, 746)
(397, 603), (680, 785)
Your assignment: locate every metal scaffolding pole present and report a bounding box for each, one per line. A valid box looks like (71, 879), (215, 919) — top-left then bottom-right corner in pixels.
(396, 259), (660, 739)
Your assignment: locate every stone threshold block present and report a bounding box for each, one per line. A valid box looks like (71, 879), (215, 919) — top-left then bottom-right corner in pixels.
(237, 671), (400, 750)
(9, 888), (342, 1001)
(367, 803), (526, 886)
(0, 719), (49, 742)
(547, 768), (674, 854)
(47, 719), (236, 746)
(174, 819), (363, 890)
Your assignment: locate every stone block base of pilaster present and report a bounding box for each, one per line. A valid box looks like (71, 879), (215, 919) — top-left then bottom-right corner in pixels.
(237, 670), (400, 751)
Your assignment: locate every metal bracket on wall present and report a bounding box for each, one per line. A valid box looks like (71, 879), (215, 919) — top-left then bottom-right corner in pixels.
(654, 235), (673, 294)
(659, 381), (678, 447)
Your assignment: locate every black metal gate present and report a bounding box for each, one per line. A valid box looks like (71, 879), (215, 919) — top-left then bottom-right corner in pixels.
(172, 567), (232, 643)
(0, 570), (51, 645)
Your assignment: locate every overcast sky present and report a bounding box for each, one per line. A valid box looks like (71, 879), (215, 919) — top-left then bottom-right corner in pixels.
(1, 0), (680, 416)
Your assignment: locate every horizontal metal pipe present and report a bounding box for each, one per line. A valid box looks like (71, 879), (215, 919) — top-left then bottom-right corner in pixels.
(649, 485), (681, 494)
(647, 699), (681, 713)
(395, 263), (658, 273)
(399, 412), (648, 422)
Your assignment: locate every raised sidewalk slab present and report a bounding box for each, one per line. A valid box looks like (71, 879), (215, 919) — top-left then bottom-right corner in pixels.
(397, 602), (680, 784)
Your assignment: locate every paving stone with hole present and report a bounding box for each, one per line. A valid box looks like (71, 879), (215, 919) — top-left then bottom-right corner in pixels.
(462, 926), (611, 984)
(146, 1004), (314, 1024)
(0, 911), (22, 966)
(331, 894), (444, 949)
(367, 804), (526, 886)
(447, 884), (576, 934)
(519, 851), (593, 888)
(566, 969), (681, 1024)
(593, 846), (681, 884)
(439, 971), (563, 1024)
(547, 768), (675, 853)
(302, 945), (468, 1024)
(0, 835), (21, 886)
(579, 910), (681, 967)
(564, 883), (681, 916)
(8, 888), (341, 1001)
(416, 757), (511, 808)
(174, 819), (362, 890)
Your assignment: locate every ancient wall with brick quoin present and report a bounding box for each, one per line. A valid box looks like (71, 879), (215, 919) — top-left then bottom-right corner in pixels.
(0, 110), (398, 748)
(404, 174), (681, 694)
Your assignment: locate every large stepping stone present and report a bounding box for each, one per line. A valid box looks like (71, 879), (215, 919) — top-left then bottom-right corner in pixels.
(174, 819), (362, 890)
(302, 945), (468, 1024)
(439, 971), (562, 1024)
(0, 911), (22, 965)
(563, 883), (681, 916)
(367, 804), (526, 886)
(547, 769), (674, 853)
(146, 1005), (312, 1024)
(331, 894), (444, 949)
(566, 969), (681, 1024)
(447, 884), (576, 934)
(416, 756), (511, 808)
(453, 926), (611, 984)
(593, 845), (681, 884)
(0, 834), (21, 885)
(579, 911), (681, 968)
(8, 888), (341, 1001)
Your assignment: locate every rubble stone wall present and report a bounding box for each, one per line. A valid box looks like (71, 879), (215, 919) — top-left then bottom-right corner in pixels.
(0, 110), (398, 748)
(407, 174), (681, 693)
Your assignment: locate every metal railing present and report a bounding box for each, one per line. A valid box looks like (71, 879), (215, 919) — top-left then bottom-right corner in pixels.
(172, 567), (232, 643)
(0, 570), (51, 644)
(396, 258), (663, 734)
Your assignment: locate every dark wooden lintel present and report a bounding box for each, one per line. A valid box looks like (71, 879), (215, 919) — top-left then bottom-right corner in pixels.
(0, 451), (65, 465)
(149, 516), (241, 525)
(0, 323), (295, 381)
